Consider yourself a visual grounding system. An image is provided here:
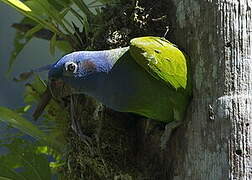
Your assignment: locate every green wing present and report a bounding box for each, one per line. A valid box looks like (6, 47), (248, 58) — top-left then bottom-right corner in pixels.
(129, 36), (187, 89)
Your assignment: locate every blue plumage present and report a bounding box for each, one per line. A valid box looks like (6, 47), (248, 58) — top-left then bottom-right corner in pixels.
(49, 47), (129, 78)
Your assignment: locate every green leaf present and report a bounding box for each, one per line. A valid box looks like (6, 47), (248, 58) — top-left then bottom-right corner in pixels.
(0, 107), (45, 140)
(22, 76), (67, 147)
(0, 139), (53, 180)
(24, 75), (47, 104)
(0, 176), (13, 180)
(82, 14), (90, 37)
(48, 0), (71, 11)
(0, 107), (62, 151)
(25, 0), (73, 35)
(1, 0), (31, 12)
(24, 24), (43, 37)
(15, 105), (31, 114)
(55, 40), (72, 53)
(50, 33), (57, 56)
(1, 0), (65, 35)
(31, 75), (47, 94)
(71, 0), (95, 18)
(89, 0), (120, 6)
(7, 28), (32, 73)
(0, 164), (26, 180)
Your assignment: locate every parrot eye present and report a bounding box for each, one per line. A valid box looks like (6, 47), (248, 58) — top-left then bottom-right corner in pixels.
(65, 62), (77, 73)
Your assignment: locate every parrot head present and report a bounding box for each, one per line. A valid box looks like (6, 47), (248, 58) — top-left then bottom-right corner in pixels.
(48, 51), (113, 95)
(50, 52), (101, 79)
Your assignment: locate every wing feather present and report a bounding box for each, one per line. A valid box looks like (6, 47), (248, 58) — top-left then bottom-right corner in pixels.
(129, 37), (187, 89)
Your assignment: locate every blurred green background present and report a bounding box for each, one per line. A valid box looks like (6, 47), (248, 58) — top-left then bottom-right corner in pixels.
(0, 3), (61, 109)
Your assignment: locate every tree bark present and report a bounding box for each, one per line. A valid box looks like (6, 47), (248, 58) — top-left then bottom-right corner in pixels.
(165, 0), (252, 179)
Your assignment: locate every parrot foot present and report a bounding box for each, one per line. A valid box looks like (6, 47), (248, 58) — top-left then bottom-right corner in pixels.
(160, 121), (181, 150)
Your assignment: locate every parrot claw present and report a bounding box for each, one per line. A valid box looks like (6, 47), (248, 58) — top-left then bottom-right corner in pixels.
(160, 120), (181, 150)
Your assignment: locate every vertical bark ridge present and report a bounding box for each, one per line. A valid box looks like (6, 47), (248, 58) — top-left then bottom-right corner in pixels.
(167, 0), (251, 179)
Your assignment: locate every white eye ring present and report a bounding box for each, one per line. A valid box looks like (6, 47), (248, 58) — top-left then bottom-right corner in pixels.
(65, 62), (77, 73)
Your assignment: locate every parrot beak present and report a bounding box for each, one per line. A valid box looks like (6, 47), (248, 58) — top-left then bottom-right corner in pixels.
(48, 78), (67, 100)
(49, 77), (64, 87)
(48, 65), (65, 92)
(48, 70), (73, 99)
(48, 64), (63, 80)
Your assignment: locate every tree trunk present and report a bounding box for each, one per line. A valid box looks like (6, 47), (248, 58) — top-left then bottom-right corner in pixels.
(166, 0), (252, 179)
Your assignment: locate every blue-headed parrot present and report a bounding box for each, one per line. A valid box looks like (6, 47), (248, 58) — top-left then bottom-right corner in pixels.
(48, 37), (191, 124)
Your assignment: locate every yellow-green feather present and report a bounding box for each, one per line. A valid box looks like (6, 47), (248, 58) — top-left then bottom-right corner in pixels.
(129, 36), (187, 89)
